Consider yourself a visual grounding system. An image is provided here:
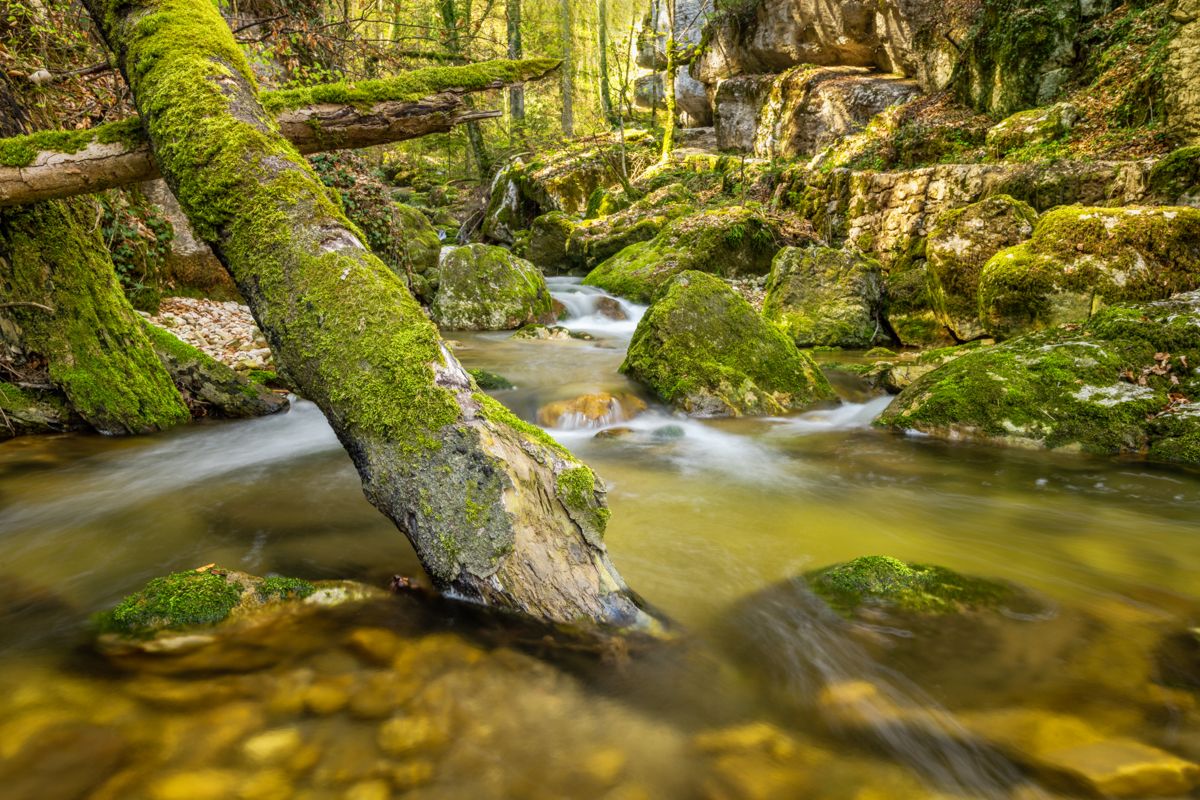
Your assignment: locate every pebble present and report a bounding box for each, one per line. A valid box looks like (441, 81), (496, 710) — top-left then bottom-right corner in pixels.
(144, 297), (273, 371)
(243, 728), (303, 766)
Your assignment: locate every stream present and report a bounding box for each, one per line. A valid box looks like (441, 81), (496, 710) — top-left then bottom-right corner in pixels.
(0, 278), (1198, 799)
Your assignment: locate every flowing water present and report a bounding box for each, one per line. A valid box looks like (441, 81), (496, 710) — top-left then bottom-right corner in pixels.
(1, 278), (1199, 799)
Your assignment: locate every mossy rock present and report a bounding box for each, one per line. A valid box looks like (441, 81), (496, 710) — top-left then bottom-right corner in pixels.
(467, 368), (515, 390)
(621, 271), (835, 416)
(0, 381), (85, 438)
(926, 195), (1038, 341)
(863, 341), (991, 394)
(978, 206), (1200, 338)
(564, 185), (695, 272)
(762, 246), (887, 348)
(878, 291), (1200, 463)
(882, 253), (956, 348)
(430, 244), (556, 331)
(1147, 147), (1200, 205)
(584, 207), (782, 303)
(392, 203), (442, 276)
(526, 211), (577, 272)
(806, 556), (1017, 616)
(985, 103), (1078, 156)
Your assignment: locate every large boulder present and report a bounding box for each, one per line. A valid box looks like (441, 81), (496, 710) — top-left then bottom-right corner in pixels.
(430, 244), (556, 330)
(621, 271), (834, 416)
(878, 291), (1200, 463)
(926, 195), (1038, 341)
(762, 246), (887, 348)
(985, 102), (1078, 156)
(717, 67), (921, 158)
(978, 206), (1200, 338)
(583, 207), (781, 303)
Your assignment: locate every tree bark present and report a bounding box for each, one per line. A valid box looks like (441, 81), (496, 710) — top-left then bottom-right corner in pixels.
(438, 0), (492, 178)
(0, 59), (557, 208)
(83, 0), (661, 633)
(560, 0), (575, 136)
(507, 0), (526, 144)
(598, 0), (618, 127)
(660, 0), (677, 162)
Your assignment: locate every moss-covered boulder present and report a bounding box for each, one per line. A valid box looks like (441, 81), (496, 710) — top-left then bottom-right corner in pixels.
(95, 566), (385, 671)
(978, 206), (1200, 338)
(430, 244), (556, 331)
(0, 381), (85, 438)
(882, 256), (956, 348)
(806, 556), (1018, 617)
(762, 246), (886, 348)
(526, 211), (577, 272)
(878, 291), (1200, 463)
(863, 340), (992, 394)
(985, 102), (1078, 156)
(926, 195), (1038, 341)
(391, 203), (442, 275)
(565, 185), (694, 272)
(143, 323), (288, 419)
(621, 271), (835, 416)
(584, 207), (782, 303)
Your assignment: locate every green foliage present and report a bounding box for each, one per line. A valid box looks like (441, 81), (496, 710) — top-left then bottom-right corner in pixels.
(95, 569), (243, 637)
(98, 188), (176, 312)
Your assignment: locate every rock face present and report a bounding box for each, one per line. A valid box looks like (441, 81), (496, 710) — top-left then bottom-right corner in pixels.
(1169, 0), (1200, 144)
(634, 73), (665, 110)
(978, 206), (1200, 337)
(926, 195), (1038, 341)
(430, 244), (556, 330)
(798, 159), (1152, 273)
(762, 246), (887, 348)
(583, 206), (781, 303)
(716, 67), (921, 158)
(878, 291), (1200, 463)
(693, 0), (962, 92)
(621, 271), (834, 416)
(640, 0), (715, 123)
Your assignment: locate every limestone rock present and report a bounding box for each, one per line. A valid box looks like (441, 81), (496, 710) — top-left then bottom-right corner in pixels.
(926, 195), (1038, 341)
(878, 291), (1200, 463)
(986, 103), (1078, 156)
(431, 244), (556, 331)
(978, 206), (1200, 338)
(762, 246), (887, 348)
(621, 271), (835, 416)
(634, 73), (665, 111)
(584, 207), (781, 303)
(1167, 0), (1200, 144)
(717, 67), (921, 158)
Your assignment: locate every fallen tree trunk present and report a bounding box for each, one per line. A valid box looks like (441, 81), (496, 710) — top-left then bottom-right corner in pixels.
(83, 0), (661, 632)
(0, 59), (557, 207)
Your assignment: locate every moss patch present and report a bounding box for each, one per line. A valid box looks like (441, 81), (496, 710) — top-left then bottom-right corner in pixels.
(431, 244), (554, 330)
(621, 271), (834, 416)
(762, 246), (886, 348)
(95, 568), (244, 637)
(807, 556), (1015, 616)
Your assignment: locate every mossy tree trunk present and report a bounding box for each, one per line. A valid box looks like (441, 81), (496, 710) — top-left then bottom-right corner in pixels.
(506, 0), (526, 144)
(560, 0), (575, 136)
(598, 0), (618, 127)
(83, 0), (660, 632)
(0, 72), (190, 437)
(660, 0), (677, 162)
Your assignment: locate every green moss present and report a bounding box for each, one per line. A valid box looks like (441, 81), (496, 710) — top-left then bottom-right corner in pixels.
(262, 59), (559, 112)
(1148, 147), (1200, 202)
(879, 291), (1200, 460)
(762, 246), (886, 348)
(431, 244), (554, 330)
(258, 576), (316, 601)
(978, 205), (1200, 337)
(0, 118), (146, 168)
(622, 271), (835, 416)
(95, 569), (244, 637)
(472, 391), (572, 460)
(584, 207), (780, 303)
(0, 198), (190, 435)
(468, 368), (514, 390)
(807, 556), (1014, 616)
(556, 466), (610, 544)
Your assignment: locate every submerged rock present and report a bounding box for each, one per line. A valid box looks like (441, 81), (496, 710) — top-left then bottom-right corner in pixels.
(926, 195), (1038, 341)
(806, 555), (1019, 616)
(762, 245), (887, 348)
(510, 324), (593, 341)
(584, 207), (782, 303)
(430, 244), (556, 331)
(467, 368), (515, 391)
(979, 206), (1200, 338)
(537, 393), (647, 429)
(879, 291), (1200, 463)
(621, 271), (834, 416)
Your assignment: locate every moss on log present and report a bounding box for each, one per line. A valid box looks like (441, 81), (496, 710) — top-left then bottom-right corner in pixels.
(82, 0), (658, 631)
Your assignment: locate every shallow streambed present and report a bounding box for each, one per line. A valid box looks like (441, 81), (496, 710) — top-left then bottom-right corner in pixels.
(0, 279), (1197, 799)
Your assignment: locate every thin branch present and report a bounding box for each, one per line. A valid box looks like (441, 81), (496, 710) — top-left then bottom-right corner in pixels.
(0, 301), (55, 312)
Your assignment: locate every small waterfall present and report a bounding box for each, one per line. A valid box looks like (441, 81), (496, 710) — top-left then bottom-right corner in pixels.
(546, 277), (647, 339)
